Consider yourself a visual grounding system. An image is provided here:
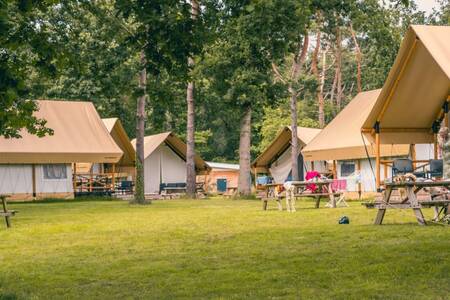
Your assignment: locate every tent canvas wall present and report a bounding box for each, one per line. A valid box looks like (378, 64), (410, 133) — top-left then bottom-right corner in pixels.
(0, 100), (123, 200)
(132, 132), (210, 194)
(252, 126), (327, 183)
(302, 90), (413, 196)
(360, 25), (450, 187)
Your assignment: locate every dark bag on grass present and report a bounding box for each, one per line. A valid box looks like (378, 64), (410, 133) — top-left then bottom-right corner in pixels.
(339, 216), (349, 224)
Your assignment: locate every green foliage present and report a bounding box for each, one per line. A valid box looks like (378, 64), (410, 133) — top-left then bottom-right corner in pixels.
(0, 0), (61, 138)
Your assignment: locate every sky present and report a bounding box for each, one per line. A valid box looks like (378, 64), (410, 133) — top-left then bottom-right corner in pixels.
(415, 0), (440, 14)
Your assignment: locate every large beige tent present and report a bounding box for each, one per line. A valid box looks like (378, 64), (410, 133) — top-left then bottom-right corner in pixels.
(361, 25), (450, 187)
(132, 132), (210, 194)
(302, 89), (410, 161)
(0, 100), (123, 200)
(252, 126), (327, 183)
(77, 118), (135, 175)
(363, 25), (450, 144)
(302, 90), (410, 194)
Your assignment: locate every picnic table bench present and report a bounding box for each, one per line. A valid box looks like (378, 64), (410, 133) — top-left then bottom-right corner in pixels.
(259, 180), (345, 211)
(363, 180), (450, 225)
(0, 195), (16, 228)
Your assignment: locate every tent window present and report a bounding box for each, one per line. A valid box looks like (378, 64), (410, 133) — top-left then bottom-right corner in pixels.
(340, 162), (355, 177)
(43, 164), (67, 180)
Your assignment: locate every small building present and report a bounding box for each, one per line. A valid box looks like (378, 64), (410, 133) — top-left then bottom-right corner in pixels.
(252, 126), (327, 184)
(131, 132), (210, 194)
(302, 89), (413, 198)
(204, 162), (239, 194)
(0, 100), (123, 200)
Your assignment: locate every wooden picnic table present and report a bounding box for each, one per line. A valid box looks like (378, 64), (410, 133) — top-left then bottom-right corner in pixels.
(259, 180), (343, 210)
(0, 195), (16, 228)
(366, 180), (450, 225)
(289, 180), (341, 208)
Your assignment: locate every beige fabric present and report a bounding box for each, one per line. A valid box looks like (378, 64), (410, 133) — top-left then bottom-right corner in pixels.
(302, 89), (410, 161)
(102, 118), (135, 166)
(363, 25), (450, 144)
(131, 132), (210, 173)
(252, 126), (322, 168)
(0, 100), (123, 163)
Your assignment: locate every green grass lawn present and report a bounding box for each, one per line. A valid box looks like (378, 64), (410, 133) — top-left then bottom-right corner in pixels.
(0, 197), (449, 299)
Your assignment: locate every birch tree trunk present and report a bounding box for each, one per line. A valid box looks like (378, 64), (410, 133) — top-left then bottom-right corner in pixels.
(311, 30), (325, 128)
(335, 26), (343, 110)
(289, 86), (299, 181)
(185, 0), (199, 198)
(350, 23), (362, 93)
(134, 51), (148, 204)
(238, 106), (252, 196)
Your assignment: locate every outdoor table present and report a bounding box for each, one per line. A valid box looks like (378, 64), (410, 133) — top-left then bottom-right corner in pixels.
(370, 180), (450, 225)
(0, 195), (16, 228)
(260, 183), (284, 210)
(289, 180), (340, 208)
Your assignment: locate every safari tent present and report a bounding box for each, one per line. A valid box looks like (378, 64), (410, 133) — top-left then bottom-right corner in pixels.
(0, 100), (123, 200)
(77, 118), (136, 179)
(131, 132), (210, 194)
(361, 25), (450, 188)
(252, 126), (327, 183)
(302, 90), (412, 197)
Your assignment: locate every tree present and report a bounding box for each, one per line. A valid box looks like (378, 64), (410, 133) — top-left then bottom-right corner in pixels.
(115, 0), (201, 203)
(0, 1), (60, 138)
(203, 0), (310, 195)
(186, 0), (200, 198)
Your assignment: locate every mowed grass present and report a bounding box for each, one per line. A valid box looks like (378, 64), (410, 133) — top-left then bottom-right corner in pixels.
(0, 198), (449, 299)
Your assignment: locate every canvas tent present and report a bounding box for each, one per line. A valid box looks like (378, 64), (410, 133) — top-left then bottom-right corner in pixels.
(361, 25), (450, 188)
(252, 126), (327, 183)
(131, 132), (210, 194)
(77, 118), (135, 177)
(302, 90), (411, 195)
(0, 100), (123, 200)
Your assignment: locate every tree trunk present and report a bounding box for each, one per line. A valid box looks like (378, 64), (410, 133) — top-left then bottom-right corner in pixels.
(350, 23), (362, 93)
(289, 87), (299, 181)
(185, 0), (199, 198)
(318, 47), (327, 128)
(238, 106), (252, 196)
(311, 30), (325, 128)
(335, 26), (343, 110)
(134, 51), (148, 204)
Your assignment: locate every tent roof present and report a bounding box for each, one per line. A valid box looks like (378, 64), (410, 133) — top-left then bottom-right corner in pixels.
(362, 25), (450, 144)
(302, 89), (410, 161)
(207, 161), (240, 170)
(131, 132), (210, 173)
(102, 118), (135, 166)
(0, 100), (123, 164)
(252, 126), (322, 168)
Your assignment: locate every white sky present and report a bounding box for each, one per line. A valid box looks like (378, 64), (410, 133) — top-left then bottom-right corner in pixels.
(415, 0), (440, 14)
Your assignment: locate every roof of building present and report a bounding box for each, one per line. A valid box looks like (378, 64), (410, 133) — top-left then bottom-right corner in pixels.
(207, 161), (240, 170)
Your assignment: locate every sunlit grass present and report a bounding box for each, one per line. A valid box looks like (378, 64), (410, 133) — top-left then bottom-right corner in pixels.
(0, 197), (449, 299)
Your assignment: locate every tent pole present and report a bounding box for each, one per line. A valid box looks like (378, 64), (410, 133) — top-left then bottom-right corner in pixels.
(375, 122), (381, 191)
(32, 164), (36, 199)
(111, 164), (116, 193)
(311, 161), (315, 171)
(410, 144), (416, 168)
(434, 134), (438, 159)
(89, 165), (93, 192)
(73, 163), (77, 193)
(357, 160), (361, 199)
(332, 160), (337, 179)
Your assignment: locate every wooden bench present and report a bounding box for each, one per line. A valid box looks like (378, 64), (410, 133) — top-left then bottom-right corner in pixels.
(1, 195), (16, 228)
(294, 192), (343, 208)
